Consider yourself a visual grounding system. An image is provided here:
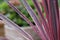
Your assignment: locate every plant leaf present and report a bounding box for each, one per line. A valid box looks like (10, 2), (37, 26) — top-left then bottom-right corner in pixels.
(8, 2), (41, 39)
(20, 0), (50, 40)
(0, 14), (33, 40)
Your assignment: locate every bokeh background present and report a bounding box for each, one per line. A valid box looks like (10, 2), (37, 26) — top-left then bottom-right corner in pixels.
(0, 0), (60, 27)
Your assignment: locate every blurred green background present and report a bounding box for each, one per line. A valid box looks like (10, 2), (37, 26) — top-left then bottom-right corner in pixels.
(58, 0), (60, 7)
(0, 0), (35, 27)
(0, 0), (60, 26)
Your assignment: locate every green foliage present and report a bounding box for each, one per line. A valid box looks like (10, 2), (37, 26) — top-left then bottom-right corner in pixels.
(0, 2), (9, 13)
(27, 0), (35, 9)
(0, 1), (35, 26)
(0, 0), (3, 3)
(58, 0), (60, 7)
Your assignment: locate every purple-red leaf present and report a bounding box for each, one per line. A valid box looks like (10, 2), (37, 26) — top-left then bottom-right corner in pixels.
(8, 2), (42, 39)
(3, 0), (59, 40)
(21, 0), (50, 40)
